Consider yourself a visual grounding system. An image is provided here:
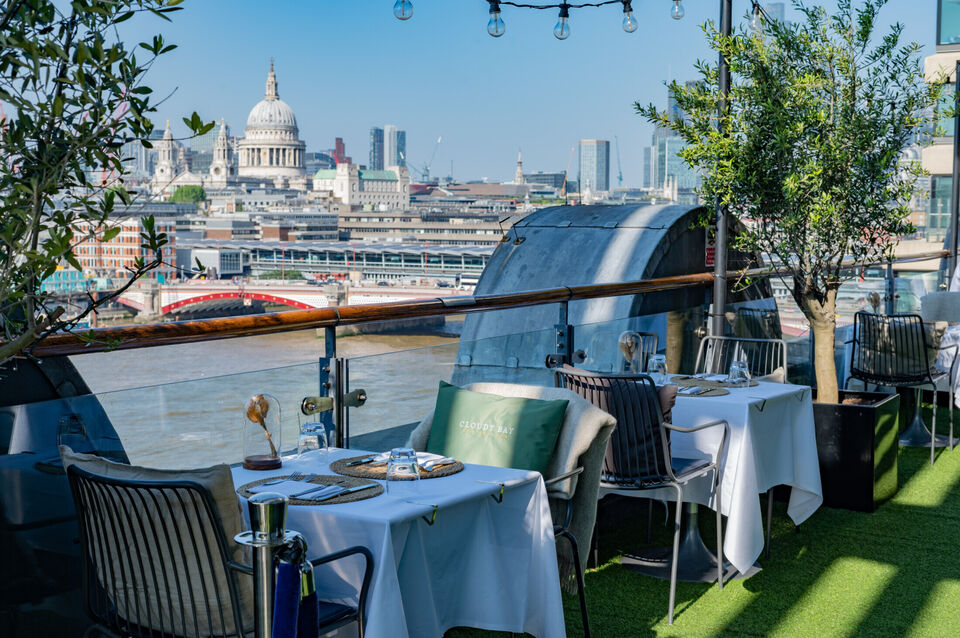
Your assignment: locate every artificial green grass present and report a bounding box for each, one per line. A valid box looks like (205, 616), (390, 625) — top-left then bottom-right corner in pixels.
(448, 428), (960, 637)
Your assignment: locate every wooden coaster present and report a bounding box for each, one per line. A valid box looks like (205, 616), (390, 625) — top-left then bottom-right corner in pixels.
(236, 474), (383, 506)
(330, 455), (464, 480)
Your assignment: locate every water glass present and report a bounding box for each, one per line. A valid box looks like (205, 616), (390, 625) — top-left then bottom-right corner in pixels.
(728, 360), (751, 387)
(297, 421), (328, 457)
(386, 447), (420, 495)
(646, 354), (668, 385)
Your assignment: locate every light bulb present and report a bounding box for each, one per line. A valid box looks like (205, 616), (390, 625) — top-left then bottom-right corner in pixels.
(750, 5), (762, 31)
(622, 10), (638, 33)
(393, 0), (413, 21)
(554, 5), (571, 40)
(671, 0), (685, 20)
(488, 10), (505, 37)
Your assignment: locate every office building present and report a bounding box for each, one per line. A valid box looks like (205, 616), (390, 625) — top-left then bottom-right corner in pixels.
(920, 0), (960, 242)
(384, 125), (406, 167)
(369, 127), (384, 170)
(313, 162), (411, 209)
(523, 172), (566, 190)
(578, 139), (611, 193)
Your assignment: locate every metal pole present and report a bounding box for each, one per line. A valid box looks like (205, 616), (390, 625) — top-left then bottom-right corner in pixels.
(711, 0), (733, 337)
(949, 60), (960, 284)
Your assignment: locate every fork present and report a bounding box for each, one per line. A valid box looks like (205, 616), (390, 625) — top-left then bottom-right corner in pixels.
(261, 471), (303, 486)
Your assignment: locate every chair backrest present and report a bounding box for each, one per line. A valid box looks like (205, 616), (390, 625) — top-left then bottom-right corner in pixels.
(67, 465), (249, 638)
(695, 336), (787, 382)
(735, 307), (783, 340)
(618, 331), (660, 373)
(555, 368), (670, 488)
(850, 312), (936, 385)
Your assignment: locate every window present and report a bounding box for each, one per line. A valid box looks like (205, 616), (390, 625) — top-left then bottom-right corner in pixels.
(929, 175), (952, 242)
(941, 0), (960, 46)
(938, 84), (957, 138)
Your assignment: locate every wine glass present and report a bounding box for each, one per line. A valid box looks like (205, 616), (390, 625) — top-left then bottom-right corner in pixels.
(386, 447), (420, 495)
(297, 421), (328, 457)
(728, 360), (751, 387)
(646, 354), (668, 385)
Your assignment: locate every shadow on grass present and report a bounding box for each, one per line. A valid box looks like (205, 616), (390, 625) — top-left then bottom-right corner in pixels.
(448, 406), (960, 638)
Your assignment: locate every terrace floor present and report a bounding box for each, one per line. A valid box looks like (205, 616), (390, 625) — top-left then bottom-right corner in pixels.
(451, 416), (960, 637)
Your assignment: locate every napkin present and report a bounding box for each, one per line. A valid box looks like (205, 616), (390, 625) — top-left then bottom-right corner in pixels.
(248, 480), (343, 500)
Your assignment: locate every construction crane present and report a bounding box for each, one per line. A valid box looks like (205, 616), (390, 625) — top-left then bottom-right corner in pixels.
(614, 136), (624, 189)
(401, 136), (442, 183)
(560, 145), (575, 200)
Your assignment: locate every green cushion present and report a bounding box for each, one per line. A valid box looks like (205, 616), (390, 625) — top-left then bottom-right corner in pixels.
(426, 381), (568, 474)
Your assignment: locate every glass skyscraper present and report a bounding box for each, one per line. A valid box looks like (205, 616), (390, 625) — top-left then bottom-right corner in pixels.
(384, 125), (406, 167)
(578, 139), (610, 193)
(369, 127), (384, 170)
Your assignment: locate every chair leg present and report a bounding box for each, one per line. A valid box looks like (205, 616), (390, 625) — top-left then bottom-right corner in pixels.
(668, 488), (683, 625)
(931, 384), (938, 466)
(591, 521), (599, 569)
(647, 498), (654, 543)
(557, 529), (590, 638)
(765, 487), (773, 560)
(947, 375), (954, 452)
(715, 473), (724, 590)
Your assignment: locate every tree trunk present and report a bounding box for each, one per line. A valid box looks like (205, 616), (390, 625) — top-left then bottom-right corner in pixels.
(807, 292), (839, 404)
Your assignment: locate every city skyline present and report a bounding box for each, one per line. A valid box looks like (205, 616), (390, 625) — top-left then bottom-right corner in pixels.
(123, 1), (935, 185)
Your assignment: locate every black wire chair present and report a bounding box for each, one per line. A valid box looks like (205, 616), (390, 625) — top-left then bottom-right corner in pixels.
(735, 307), (783, 340)
(555, 367), (728, 626)
(67, 465), (373, 638)
(847, 311), (957, 465)
(695, 336), (788, 383)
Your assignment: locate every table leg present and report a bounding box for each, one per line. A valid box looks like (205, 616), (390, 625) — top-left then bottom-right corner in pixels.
(622, 503), (751, 582)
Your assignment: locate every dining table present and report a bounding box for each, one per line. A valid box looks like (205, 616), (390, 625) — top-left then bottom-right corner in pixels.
(602, 378), (823, 578)
(232, 448), (567, 638)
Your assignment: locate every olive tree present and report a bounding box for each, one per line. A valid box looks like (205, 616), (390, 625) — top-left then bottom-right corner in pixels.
(638, 0), (945, 403)
(0, 0), (212, 364)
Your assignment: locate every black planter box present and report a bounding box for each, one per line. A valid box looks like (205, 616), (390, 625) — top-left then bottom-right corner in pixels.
(813, 390), (899, 513)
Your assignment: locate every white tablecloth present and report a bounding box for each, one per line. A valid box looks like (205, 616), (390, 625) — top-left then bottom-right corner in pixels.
(605, 381), (823, 575)
(232, 449), (566, 638)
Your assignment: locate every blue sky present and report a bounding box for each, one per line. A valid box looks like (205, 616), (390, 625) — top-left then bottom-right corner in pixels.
(128, 1), (936, 185)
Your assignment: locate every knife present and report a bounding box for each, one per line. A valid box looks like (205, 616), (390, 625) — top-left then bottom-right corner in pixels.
(310, 483), (379, 503)
(345, 455), (377, 466)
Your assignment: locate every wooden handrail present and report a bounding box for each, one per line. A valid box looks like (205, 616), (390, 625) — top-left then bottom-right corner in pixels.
(28, 249), (950, 358)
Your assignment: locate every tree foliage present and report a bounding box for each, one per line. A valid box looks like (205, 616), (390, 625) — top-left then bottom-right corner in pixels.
(170, 184), (206, 203)
(0, 0), (214, 364)
(637, 0), (945, 402)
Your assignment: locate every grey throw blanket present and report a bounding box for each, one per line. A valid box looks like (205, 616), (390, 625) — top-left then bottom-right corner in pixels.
(406, 382), (616, 594)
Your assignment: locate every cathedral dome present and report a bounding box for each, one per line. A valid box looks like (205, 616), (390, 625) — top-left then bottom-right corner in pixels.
(244, 61), (297, 133)
(246, 98), (297, 131)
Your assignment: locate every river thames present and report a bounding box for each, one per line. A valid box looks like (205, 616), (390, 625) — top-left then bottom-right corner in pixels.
(70, 329), (459, 468)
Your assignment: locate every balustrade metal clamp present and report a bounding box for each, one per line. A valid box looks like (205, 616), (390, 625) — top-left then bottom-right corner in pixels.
(301, 396), (334, 415)
(343, 389), (367, 408)
(544, 354), (565, 369)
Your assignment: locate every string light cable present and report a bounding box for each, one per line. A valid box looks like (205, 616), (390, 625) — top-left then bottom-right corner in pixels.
(395, 1), (771, 40)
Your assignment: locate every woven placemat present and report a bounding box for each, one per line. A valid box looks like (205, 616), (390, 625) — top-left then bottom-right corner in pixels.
(236, 474), (383, 506)
(330, 455), (464, 480)
(670, 375), (758, 389)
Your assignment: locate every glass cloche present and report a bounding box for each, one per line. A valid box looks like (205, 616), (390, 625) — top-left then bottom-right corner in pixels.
(243, 393), (282, 470)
